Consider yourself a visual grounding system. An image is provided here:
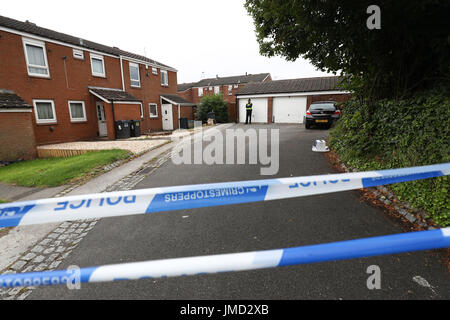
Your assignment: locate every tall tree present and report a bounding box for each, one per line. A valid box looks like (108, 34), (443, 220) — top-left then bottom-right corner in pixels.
(245, 0), (450, 98)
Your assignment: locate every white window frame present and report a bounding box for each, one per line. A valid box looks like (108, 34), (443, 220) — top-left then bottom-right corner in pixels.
(198, 87), (203, 97)
(161, 70), (169, 86)
(214, 86), (220, 94)
(73, 49), (84, 60)
(228, 85), (233, 95)
(149, 103), (158, 118)
(152, 67), (158, 75)
(68, 100), (87, 122)
(90, 53), (106, 77)
(33, 99), (57, 124)
(209, 86), (212, 91)
(22, 38), (50, 78)
(129, 62), (141, 88)
(234, 84), (239, 89)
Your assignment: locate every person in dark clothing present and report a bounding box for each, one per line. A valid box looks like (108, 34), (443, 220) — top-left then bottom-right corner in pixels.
(245, 99), (253, 124)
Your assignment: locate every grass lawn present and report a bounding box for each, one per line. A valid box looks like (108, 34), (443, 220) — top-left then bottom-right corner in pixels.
(0, 149), (130, 187)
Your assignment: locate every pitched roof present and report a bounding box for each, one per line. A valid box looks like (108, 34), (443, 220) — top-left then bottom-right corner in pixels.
(161, 94), (196, 106)
(177, 82), (198, 92)
(178, 73), (271, 91)
(88, 87), (141, 103)
(0, 89), (32, 108)
(236, 76), (343, 96)
(0, 15), (174, 70)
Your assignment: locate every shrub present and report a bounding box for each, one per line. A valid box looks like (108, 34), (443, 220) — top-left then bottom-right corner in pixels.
(329, 90), (450, 226)
(195, 94), (229, 123)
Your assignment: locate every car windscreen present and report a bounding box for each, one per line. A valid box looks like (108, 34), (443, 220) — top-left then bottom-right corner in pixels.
(309, 103), (336, 111)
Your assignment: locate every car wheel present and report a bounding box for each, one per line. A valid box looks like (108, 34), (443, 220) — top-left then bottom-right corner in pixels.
(305, 122), (311, 129)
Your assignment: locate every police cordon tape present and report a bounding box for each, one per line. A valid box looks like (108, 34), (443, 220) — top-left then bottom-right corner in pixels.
(0, 228), (449, 288)
(0, 163), (449, 228)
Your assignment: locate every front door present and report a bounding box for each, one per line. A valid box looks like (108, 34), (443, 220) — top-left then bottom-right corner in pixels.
(96, 102), (107, 137)
(162, 104), (173, 131)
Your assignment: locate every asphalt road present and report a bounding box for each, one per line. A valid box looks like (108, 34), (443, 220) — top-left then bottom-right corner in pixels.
(30, 124), (449, 300)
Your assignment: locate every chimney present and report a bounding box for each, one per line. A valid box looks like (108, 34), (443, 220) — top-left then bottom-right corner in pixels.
(216, 74), (219, 79)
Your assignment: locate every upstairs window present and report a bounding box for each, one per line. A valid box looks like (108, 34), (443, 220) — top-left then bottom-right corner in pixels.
(228, 85), (233, 95)
(90, 53), (105, 77)
(23, 38), (50, 77)
(161, 70), (168, 86)
(214, 86), (220, 94)
(152, 67), (158, 75)
(129, 62), (141, 87)
(198, 87), (203, 97)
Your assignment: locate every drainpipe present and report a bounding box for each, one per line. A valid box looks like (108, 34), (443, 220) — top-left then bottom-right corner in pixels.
(119, 56), (125, 91)
(178, 104), (181, 130)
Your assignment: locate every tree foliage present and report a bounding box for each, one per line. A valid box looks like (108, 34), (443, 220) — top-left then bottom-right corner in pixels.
(244, 0), (450, 98)
(195, 94), (229, 123)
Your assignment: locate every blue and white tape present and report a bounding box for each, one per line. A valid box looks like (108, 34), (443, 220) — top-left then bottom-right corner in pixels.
(1, 228), (448, 288)
(0, 163), (449, 228)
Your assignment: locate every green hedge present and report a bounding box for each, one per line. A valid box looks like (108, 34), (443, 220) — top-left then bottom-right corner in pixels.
(329, 91), (450, 226)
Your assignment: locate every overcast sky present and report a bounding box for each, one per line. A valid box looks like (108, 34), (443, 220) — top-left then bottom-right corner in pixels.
(4, 0), (331, 83)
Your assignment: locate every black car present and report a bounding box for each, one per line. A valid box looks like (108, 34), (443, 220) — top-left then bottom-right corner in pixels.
(305, 101), (341, 129)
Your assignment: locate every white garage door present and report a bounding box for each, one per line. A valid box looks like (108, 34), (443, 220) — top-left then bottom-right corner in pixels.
(273, 96), (307, 123)
(239, 98), (268, 123)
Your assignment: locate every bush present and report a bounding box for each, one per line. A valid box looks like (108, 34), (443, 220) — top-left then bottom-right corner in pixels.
(329, 90), (450, 226)
(195, 94), (229, 123)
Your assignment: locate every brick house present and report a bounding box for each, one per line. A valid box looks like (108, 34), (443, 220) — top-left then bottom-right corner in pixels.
(178, 73), (271, 122)
(235, 76), (351, 123)
(0, 15), (193, 146)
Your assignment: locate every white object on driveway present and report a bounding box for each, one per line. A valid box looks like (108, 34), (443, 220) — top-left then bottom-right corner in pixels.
(312, 140), (330, 152)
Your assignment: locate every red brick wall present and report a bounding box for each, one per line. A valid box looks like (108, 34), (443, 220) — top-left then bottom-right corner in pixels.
(0, 111), (37, 160)
(267, 97), (273, 123)
(0, 30), (177, 144)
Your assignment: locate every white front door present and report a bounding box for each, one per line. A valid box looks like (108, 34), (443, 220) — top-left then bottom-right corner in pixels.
(273, 96), (307, 123)
(162, 104), (173, 131)
(239, 98), (268, 123)
(96, 102), (107, 137)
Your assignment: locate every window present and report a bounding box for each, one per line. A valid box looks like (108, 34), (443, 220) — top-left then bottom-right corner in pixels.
(228, 85), (233, 95)
(234, 84), (239, 89)
(214, 86), (220, 94)
(209, 86), (212, 91)
(90, 53), (105, 77)
(161, 70), (168, 86)
(149, 103), (158, 118)
(73, 49), (84, 60)
(152, 67), (158, 75)
(129, 62), (141, 87)
(198, 87), (203, 97)
(23, 38), (50, 77)
(33, 99), (56, 124)
(68, 101), (87, 122)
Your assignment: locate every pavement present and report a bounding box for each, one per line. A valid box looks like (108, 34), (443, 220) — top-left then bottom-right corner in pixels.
(3, 124), (449, 300)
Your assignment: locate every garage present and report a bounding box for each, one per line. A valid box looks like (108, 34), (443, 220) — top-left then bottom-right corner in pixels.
(235, 76), (352, 124)
(272, 96), (307, 123)
(239, 98), (267, 123)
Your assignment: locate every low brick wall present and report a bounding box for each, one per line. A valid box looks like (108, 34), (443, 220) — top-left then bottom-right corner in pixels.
(0, 111), (37, 161)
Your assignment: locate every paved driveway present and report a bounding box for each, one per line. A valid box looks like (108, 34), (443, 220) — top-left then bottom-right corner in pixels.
(29, 124), (449, 299)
